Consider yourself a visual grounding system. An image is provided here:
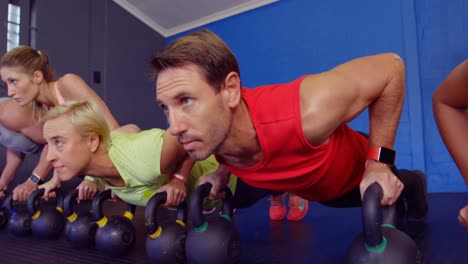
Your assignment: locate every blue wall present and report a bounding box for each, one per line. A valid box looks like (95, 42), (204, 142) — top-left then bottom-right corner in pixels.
(168, 0), (467, 193)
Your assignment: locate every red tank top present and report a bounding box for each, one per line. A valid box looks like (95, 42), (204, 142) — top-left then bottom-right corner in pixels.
(218, 76), (368, 201)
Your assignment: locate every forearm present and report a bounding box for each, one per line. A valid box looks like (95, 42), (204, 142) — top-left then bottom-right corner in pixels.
(434, 103), (468, 185)
(214, 165), (231, 186)
(0, 149), (24, 187)
(31, 146), (53, 181)
(173, 155), (195, 180)
(368, 56), (405, 149)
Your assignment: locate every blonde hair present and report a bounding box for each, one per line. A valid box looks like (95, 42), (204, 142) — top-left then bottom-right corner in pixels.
(41, 98), (111, 152)
(0, 46), (56, 121)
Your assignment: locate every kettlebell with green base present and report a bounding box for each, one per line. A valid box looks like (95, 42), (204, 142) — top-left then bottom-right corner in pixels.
(347, 182), (423, 264)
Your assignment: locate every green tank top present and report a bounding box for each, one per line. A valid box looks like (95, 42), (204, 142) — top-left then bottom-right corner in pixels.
(93, 129), (237, 207)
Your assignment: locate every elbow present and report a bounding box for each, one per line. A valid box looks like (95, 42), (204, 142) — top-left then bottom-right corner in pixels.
(388, 53), (406, 82)
(432, 84), (445, 109)
(432, 91), (440, 109)
(382, 53), (406, 99)
(125, 124), (141, 133)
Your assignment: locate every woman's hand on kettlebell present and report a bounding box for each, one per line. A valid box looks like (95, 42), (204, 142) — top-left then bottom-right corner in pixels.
(39, 173), (61, 199)
(77, 178), (98, 202)
(0, 182), (7, 198)
(158, 179), (187, 207)
(110, 190), (122, 202)
(12, 179), (37, 201)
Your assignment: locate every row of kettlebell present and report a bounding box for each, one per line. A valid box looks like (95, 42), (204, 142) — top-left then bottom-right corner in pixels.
(0, 183), (242, 264)
(0, 188), (137, 258)
(1, 189), (64, 239)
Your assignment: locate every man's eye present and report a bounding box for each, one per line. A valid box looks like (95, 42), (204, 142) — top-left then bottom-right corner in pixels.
(182, 98), (192, 105)
(160, 104), (168, 112)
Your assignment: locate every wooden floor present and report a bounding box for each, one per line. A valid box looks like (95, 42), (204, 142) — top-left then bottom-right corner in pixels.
(0, 192), (466, 264)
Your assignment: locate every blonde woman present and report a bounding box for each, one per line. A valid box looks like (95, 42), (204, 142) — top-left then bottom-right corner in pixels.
(40, 98), (238, 207)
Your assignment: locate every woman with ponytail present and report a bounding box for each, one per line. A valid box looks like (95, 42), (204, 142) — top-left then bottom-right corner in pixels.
(0, 46), (124, 201)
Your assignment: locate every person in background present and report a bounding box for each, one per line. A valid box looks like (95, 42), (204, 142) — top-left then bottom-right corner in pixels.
(0, 97), (51, 201)
(433, 59), (468, 228)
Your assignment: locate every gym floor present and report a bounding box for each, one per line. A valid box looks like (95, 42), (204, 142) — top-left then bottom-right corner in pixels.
(0, 192), (466, 264)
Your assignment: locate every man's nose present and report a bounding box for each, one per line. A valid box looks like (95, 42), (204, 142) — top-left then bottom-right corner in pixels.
(167, 110), (186, 136)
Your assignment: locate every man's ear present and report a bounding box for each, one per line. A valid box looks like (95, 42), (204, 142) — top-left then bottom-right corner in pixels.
(222, 72), (241, 108)
(88, 133), (101, 153)
(32, 70), (44, 84)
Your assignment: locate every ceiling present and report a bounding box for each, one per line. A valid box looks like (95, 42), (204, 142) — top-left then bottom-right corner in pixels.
(112, 0), (279, 37)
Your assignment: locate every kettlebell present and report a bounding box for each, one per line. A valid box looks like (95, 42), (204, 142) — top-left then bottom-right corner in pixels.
(27, 188), (65, 240)
(185, 182), (241, 264)
(145, 191), (188, 264)
(63, 189), (98, 248)
(4, 193), (31, 236)
(92, 189), (136, 257)
(347, 182), (423, 264)
(0, 193), (9, 228)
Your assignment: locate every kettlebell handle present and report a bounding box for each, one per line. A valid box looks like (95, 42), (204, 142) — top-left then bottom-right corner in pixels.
(27, 188), (64, 215)
(145, 192), (187, 234)
(63, 189), (79, 219)
(92, 189), (136, 221)
(3, 193), (13, 212)
(3, 193), (28, 216)
(1, 191), (9, 209)
(189, 183), (234, 229)
(362, 182), (398, 247)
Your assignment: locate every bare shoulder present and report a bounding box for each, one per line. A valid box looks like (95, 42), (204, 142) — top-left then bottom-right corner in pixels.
(0, 100), (34, 131)
(301, 53), (402, 87)
(57, 73), (86, 87)
(330, 53), (403, 77)
(56, 73), (93, 100)
(299, 53), (404, 145)
(115, 124), (141, 133)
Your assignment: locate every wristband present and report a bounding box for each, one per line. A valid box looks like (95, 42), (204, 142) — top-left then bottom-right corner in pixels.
(29, 173), (44, 185)
(367, 147), (396, 166)
(84, 176), (98, 183)
(172, 173), (187, 184)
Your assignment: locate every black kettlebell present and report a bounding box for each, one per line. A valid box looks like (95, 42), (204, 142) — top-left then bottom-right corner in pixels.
(92, 189), (136, 257)
(63, 189), (98, 248)
(4, 193), (31, 236)
(347, 182), (423, 264)
(27, 188), (65, 240)
(145, 191), (188, 264)
(185, 183), (241, 264)
(0, 193), (9, 228)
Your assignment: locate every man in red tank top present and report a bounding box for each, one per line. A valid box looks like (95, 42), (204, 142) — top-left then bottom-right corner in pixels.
(151, 29), (428, 223)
